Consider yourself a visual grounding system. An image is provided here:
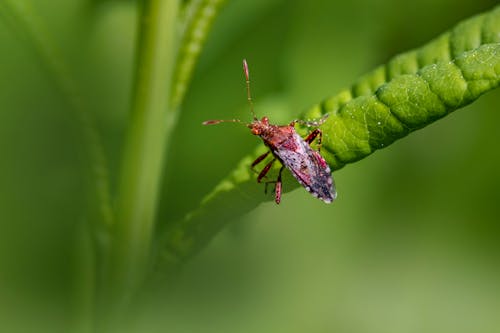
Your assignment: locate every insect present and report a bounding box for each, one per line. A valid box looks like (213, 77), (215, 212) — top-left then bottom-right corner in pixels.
(203, 59), (336, 204)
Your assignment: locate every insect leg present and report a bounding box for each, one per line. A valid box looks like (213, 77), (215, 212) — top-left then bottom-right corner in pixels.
(251, 151), (271, 171)
(263, 165), (284, 204)
(257, 158), (276, 183)
(304, 129), (323, 152)
(274, 166), (284, 204)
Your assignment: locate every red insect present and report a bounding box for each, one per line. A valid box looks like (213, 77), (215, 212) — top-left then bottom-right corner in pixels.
(203, 59), (336, 204)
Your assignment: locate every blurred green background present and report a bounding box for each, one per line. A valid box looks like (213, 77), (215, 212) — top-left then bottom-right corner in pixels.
(0, 0), (499, 332)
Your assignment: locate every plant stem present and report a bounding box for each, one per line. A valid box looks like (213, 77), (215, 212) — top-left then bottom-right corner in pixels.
(108, 0), (179, 310)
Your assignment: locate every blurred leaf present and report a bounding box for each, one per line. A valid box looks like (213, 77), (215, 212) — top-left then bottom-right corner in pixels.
(88, 0), (136, 5)
(157, 5), (500, 272)
(105, 0), (231, 315)
(0, 0), (114, 227)
(171, 0), (227, 109)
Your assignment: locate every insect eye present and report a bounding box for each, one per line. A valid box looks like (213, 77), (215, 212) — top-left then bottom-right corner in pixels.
(261, 116), (269, 124)
(251, 128), (260, 135)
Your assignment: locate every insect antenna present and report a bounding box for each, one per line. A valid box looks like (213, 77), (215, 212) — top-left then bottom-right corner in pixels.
(202, 119), (242, 125)
(243, 59), (258, 121)
(202, 59), (258, 126)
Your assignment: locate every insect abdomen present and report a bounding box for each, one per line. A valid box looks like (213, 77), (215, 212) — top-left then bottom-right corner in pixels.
(274, 133), (336, 203)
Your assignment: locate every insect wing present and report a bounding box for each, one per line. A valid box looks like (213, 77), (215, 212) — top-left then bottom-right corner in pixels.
(273, 133), (336, 203)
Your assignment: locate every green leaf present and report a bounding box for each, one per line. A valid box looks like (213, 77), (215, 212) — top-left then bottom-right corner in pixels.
(156, 5), (500, 272)
(314, 43), (499, 169)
